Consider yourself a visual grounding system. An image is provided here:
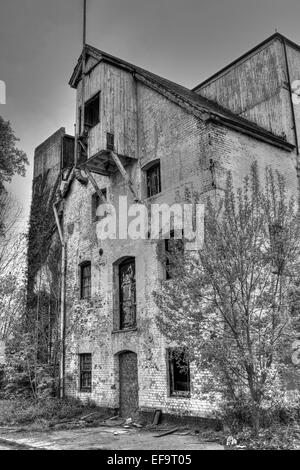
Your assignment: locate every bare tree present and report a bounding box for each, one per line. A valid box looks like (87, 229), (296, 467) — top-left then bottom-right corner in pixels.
(154, 162), (300, 432)
(0, 192), (27, 341)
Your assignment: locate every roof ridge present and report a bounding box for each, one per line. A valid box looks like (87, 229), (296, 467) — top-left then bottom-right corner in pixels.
(69, 43), (294, 151)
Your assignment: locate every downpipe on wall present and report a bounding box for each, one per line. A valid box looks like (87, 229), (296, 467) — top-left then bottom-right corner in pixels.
(53, 201), (66, 399)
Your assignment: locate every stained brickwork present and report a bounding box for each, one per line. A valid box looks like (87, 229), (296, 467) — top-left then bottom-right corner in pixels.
(29, 37), (300, 418)
(61, 73), (298, 418)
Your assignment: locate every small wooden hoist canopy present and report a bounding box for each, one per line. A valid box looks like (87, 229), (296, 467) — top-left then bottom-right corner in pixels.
(80, 149), (137, 177)
(80, 149), (140, 202)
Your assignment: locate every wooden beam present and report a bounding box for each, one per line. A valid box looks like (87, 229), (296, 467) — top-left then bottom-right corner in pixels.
(110, 151), (141, 202)
(84, 167), (107, 203)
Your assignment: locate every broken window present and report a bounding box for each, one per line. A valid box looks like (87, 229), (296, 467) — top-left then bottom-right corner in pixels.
(146, 161), (161, 197)
(106, 132), (114, 151)
(165, 230), (184, 280)
(91, 189), (107, 222)
(84, 92), (100, 129)
(80, 261), (91, 299)
(168, 348), (190, 397)
(79, 353), (92, 392)
(119, 258), (136, 329)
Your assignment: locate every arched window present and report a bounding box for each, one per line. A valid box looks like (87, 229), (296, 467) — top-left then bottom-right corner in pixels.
(113, 257), (136, 330)
(119, 258), (136, 329)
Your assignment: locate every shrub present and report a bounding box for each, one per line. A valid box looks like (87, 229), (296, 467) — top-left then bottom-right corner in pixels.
(235, 425), (298, 450)
(219, 392), (300, 433)
(0, 397), (93, 427)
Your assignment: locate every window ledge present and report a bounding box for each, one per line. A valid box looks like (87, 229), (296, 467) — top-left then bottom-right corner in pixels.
(169, 393), (191, 399)
(112, 327), (137, 334)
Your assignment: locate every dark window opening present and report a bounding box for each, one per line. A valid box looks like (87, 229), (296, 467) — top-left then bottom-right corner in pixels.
(146, 161), (161, 197)
(106, 132), (114, 151)
(79, 353), (92, 392)
(165, 230), (184, 280)
(119, 258), (136, 330)
(168, 348), (190, 397)
(61, 135), (75, 172)
(84, 93), (100, 129)
(80, 262), (91, 299)
(92, 189), (107, 222)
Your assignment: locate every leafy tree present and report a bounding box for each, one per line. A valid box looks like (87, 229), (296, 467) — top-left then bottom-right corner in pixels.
(154, 162), (300, 432)
(0, 116), (28, 195)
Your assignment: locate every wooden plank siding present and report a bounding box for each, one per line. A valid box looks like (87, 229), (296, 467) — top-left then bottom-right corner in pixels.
(196, 38), (296, 146)
(76, 61), (138, 160)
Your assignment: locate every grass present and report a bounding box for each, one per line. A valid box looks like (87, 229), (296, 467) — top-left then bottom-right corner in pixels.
(0, 397), (112, 431)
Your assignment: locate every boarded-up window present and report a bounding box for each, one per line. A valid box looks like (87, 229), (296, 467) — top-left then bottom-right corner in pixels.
(80, 262), (91, 299)
(119, 258), (136, 329)
(79, 354), (92, 392)
(92, 189), (107, 222)
(168, 348), (190, 397)
(84, 92), (100, 128)
(146, 161), (161, 197)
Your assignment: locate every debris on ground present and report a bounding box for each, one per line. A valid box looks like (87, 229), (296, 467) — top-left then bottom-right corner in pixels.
(153, 427), (178, 438)
(226, 436), (237, 447)
(105, 418), (125, 427)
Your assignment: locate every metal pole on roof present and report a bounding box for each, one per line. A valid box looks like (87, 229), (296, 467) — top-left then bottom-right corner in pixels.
(75, 0), (87, 167)
(83, 0), (87, 47)
(81, 0), (87, 147)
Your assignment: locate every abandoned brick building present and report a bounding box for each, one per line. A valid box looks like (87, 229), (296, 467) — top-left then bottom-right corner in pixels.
(28, 33), (300, 418)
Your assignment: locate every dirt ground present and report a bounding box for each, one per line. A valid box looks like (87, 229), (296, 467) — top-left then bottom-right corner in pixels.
(0, 424), (224, 450)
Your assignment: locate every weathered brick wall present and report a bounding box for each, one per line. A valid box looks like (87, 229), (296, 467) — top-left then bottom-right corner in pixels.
(63, 69), (298, 418)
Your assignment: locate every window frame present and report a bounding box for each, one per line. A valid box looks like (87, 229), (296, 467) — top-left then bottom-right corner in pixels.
(79, 353), (92, 392)
(84, 92), (100, 129)
(167, 348), (190, 398)
(91, 189), (108, 222)
(119, 257), (136, 330)
(106, 132), (115, 151)
(165, 230), (184, 280)
(80, 261), (91, 300)
(145, 160), (161, 198)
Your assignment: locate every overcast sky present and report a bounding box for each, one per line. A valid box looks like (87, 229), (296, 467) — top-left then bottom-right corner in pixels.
(1, 0), (300, 227)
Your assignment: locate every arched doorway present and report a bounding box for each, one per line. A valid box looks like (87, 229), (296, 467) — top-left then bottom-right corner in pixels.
(118, 351), (139, 417)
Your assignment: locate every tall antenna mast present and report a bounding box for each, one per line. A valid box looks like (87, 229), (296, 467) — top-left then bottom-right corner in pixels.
(76, 0), (87, 167)
(83, 0), (87, 48)
(81, 0), (86, 116)
(81, 0), (87, 141)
